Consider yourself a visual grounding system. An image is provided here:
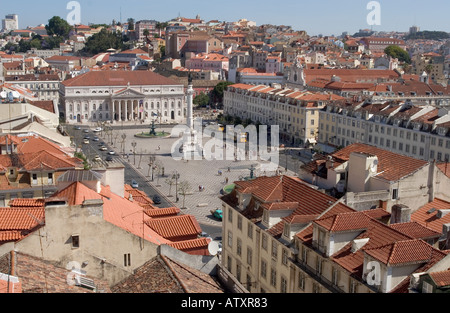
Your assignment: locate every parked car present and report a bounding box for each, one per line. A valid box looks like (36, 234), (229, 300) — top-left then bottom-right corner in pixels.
(100, 146), (107, 151)
(93, 127), (102, 132)
(210, 208), (223, 221)
(83, 129), (89, 133)
(106, 156), (113, 162)
(108, 150), (116, 155)
(93, 136), (99, 142)
(93, 155), (101, 162)
(74, 126), (81, 130)
(131, 180), (139, 188)
(83, 139), (89, 144)
(152, 195), (161, 204)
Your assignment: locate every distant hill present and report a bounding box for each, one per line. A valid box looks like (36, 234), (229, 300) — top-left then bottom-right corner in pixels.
(404, 31), (450, 40)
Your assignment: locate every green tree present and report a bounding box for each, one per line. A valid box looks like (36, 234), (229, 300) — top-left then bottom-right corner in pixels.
(384, 45), (411, 64)
(127, 18), (135, 31)
(46, 16), (72, 38)
(82, 28), (126, 55)
(143, 29), (150, 43)
(212, 81), (234, 104)
(193, 92), (210, 107)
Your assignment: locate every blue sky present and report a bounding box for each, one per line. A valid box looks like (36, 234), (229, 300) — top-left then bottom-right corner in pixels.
(1, 0), (449, 36)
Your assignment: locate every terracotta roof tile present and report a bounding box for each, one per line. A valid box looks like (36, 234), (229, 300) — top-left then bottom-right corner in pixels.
(144, 215), (202, 240)
(331, 143), (428, 182)
(389, 222), (441, 240)
(411, 198), (450, 233)
(62, 70), (180, 87)
(429, 270), (450, 287)
(364, 239), (433, 266)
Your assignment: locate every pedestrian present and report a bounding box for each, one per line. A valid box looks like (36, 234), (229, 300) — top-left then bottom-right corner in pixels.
(225, 177), (229, 184)
(199, 185), (202, 192)
(227, 167), (230, 172)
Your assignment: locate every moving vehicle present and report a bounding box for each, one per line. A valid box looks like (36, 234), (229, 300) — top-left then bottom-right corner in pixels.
(74, 126), (81, 130)
(108, 150), (116, 155)
(93, 136), (99, 142)
(93, 155), (101, 162)
(83, 139), (89, 144)
(83, 129), (89, 133)
(131, 180), (139, 188)
(106, 156), (113, 162)
(100, 146), (107, 151)
(93, 127), (102, 132)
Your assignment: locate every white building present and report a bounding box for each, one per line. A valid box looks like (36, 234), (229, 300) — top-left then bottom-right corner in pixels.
(2, 14), (18, 32)
(60, 70), (186, 124)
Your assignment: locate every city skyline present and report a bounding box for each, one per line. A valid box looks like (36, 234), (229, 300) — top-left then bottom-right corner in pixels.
(0, 0), (449, 36)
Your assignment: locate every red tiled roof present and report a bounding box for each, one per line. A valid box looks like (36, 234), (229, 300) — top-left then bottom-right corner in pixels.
(364, 239), (433, 266)
(314, 211), (372, 232)
(144, 207), (180, 218)
(331, 143), (428, 182)
(389, 222), (441, 240)
(144, 215), (202, 240)
(0, 207), (44, 235)
(8, 198), (45, 208)
(429, 270), (450, 287)
(411, 198), (450, 233)
(62, 70), (180, 87)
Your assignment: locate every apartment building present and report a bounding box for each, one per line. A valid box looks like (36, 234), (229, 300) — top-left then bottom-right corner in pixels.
(5, 73), (60, 102)
(220, 175), (450, 293)
(224, 83), (345, 145)
(299, 142), (450, 213)
(318, 98), (450, 163)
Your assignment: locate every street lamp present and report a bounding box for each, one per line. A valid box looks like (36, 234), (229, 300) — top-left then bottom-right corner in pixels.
(121, 133), (127, 155)
(148, 154), (156, 180)
(131, 141), (137, 165)
(172, 171), (180, 202)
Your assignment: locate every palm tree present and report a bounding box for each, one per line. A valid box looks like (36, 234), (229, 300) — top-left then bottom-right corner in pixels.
(143, 29), (150, 43)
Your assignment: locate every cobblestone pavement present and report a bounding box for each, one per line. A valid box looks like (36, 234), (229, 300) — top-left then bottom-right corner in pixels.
(108, 126), (297, 227)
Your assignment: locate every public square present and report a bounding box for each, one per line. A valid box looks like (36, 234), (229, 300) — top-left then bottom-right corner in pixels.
(105, 125), (299, 228)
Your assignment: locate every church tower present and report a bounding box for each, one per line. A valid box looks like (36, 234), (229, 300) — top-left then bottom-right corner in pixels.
(284, 56), (306, 90)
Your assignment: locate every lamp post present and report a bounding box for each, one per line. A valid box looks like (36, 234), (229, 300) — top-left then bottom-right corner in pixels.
(172, 171), (180, 202)
(121, 133), (127, 155)
(131, 141), (137, 165)
(148, 154), (156, 180)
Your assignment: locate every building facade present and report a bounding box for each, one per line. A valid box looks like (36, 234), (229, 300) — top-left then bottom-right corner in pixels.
(60, 70), (186, 124)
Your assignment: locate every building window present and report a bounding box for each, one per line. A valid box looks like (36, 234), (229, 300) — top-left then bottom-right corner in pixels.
(32, 173), (38, 185)
(349, 279), (357, 293)
(262, 233), (268, 251)
(237, 238), (242, 256)
(282, 248), (289, 266)
(124, 253), (131, 267)
(298, 272), (305, 290)
(48, 173), (53, 185)
(271, 240), (278, 259)
(422, 281), (433, 293)
(270, 268), (277, 287)
(236, 263), (241, 282)
(228, 207), (233, 223)
(392, 188), (398, 200)
(302, 246), (308, 263)
(247, 222), (253, 239)
(227, 256), (232, 272)
(227, 230), (233, 248)
(261, 259), (267, 279)
(247, 247), (252, 266)
(72, 235), (80, 248)
(332, 268), (339, 286)
(281, 276), (288, 293)
(237, 215), (242, 230)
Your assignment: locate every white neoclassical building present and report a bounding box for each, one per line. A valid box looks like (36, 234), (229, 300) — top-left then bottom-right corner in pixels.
(60, 70), (186, 124)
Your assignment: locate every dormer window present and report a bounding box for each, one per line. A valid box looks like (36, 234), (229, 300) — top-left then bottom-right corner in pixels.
(283, 223), (290, 238)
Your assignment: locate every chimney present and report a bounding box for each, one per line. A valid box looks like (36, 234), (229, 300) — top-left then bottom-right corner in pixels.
(391, 204), (411, 224)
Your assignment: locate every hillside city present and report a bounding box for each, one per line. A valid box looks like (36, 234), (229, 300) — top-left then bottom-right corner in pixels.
(0, 10), (449, 298)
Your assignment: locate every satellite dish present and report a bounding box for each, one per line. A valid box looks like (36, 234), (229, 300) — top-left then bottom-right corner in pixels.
(207, 241), (220, 256)
(12, 91), (20, 98)
(0, 91), (6, 98)
(370, 162), (377, 173)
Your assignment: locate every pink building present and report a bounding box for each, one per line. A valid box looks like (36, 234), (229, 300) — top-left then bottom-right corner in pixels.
(265, 55), (282, 74)
(185, 53), (229, 72)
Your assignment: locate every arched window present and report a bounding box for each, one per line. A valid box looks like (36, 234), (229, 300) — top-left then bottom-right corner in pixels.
(77, 104), (81, 111)
(93, 113), (96, 120)
(164, 102), (168, 109)
(151, 102), (154, 109)
(178, 101), (181, 108)
(93, 104), (96, 110)
(171, 101), (174, 108)
(69, 104), (73, 111)
(99, 113), (103, 120)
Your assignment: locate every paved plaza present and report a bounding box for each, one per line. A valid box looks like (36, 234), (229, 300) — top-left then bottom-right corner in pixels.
(107, 125), (298, 227)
